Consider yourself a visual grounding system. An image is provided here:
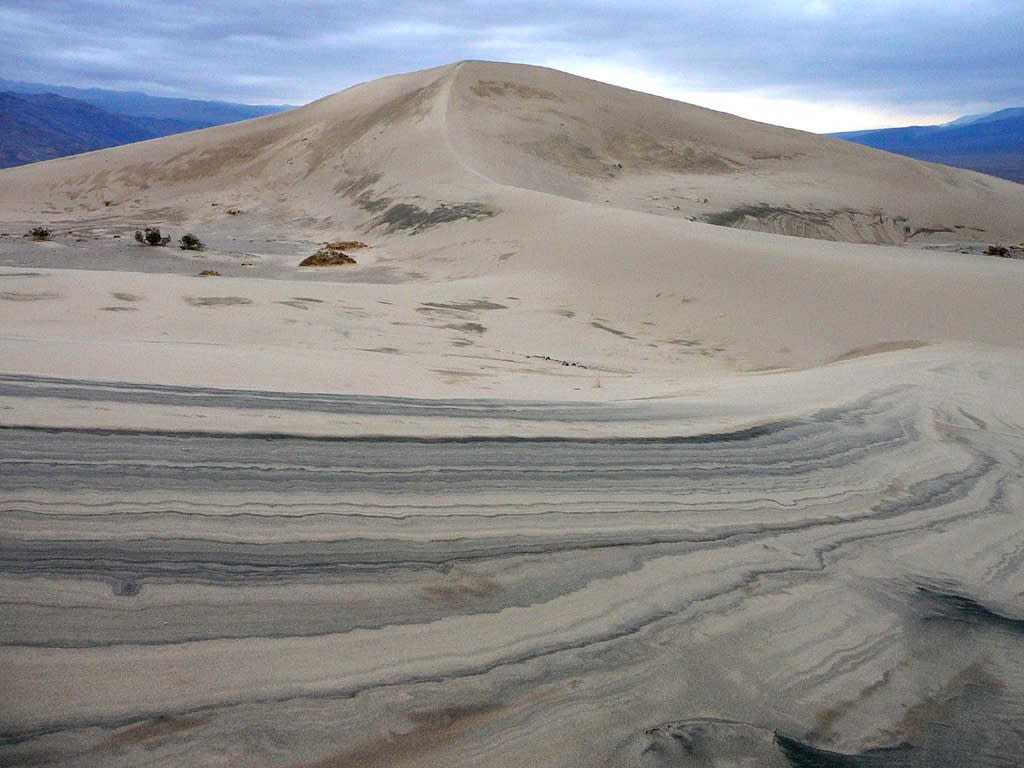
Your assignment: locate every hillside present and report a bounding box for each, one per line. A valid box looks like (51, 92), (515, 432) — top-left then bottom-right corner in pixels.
(0, 78), (288, 124)
(833, 108), (1024, 183)
(0, 81), (289, 168)
(0, 91), (201, 167)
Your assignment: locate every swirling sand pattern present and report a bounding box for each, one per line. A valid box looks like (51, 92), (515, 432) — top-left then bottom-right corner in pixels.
(1, 357), (1024, 767)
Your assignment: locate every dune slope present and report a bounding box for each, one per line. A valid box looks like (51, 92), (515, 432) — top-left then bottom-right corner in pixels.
(2, 61), (1024, 768)
(1, 61), (1023, 380)
(1, 60), (1022, 244)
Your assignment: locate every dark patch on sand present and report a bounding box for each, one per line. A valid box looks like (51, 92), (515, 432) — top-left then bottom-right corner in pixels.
(833, 341), (926, 362)
(775, 732), (914, 767)
(113, 578), (141, 597)
(100, 306), (138, 312)
(421, 299), (507, 311)
(915, 582), (1024, 632)
(111, 292), (141, 302)
(444, 322), (487, 334)
(906, 226), (955, 239)
(366, 201), (498, 234)
(334, 172), (392, 214)
(701, 205), (970, 245)
(591, 321), (636, 340)
(433, 368), (484, 381)
(184, 296), (253, 307)
(664, 337), (702, 348)
(704, 204), (839, 229)
(471, 79), (563, 101)
(278, 296), (326, 309)
(0, 291), (60, 301)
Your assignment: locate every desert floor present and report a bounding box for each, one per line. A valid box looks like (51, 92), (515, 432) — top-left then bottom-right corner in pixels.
(3, 60), (1024, 767)
(1, 231), (1023, 768)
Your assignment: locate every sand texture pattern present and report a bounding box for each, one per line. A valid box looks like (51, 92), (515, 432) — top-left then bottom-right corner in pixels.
(2, 61), (1024, 767)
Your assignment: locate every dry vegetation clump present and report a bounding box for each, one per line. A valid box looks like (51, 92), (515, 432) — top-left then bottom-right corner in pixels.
(324, 241), (369, 251)
(27, 226), (52, 241)
(984, 244), (1024, 259)
(198, 270), (221, 277)
(299, 241), (367, 267)
(135, 227), (170, 246)
(179, 233), (205, 251)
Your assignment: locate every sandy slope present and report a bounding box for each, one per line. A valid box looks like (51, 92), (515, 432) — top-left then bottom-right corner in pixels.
(2, 61), (1024, 767)
(446, 61), (1024, 243)
(1, 61), (1023, 394)
(2, 60), (1022, 245)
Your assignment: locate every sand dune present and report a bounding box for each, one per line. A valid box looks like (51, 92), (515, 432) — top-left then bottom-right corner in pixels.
(2, 61), (1024, 766)
(2, 59), (1022, 382)
(2, 60), (1022, 243)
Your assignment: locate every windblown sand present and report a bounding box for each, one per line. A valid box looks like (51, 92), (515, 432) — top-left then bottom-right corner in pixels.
(2, 61), (1024, 767)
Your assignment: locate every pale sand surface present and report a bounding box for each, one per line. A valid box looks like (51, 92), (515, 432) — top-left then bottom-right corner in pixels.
(2, 61), (1024, 766)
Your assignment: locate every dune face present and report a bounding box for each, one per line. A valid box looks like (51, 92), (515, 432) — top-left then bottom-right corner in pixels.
(2, 61), (1024, 767)
(446, 61), (1024, 245)
(2, 60), (1022, 244)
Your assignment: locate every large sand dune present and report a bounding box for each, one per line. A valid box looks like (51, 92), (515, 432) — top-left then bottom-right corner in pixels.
(2, 61), (1024, 766)
(3, 60), (1022, 246)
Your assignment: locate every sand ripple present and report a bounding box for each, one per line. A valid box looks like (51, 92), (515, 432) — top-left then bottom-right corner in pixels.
(1, 352), (1023, 766)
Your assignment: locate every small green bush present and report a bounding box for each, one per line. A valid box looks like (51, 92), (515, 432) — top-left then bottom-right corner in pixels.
(179, 233), (205, 251)
(28, 226), (51, 241)
(135, 227), (171, 246)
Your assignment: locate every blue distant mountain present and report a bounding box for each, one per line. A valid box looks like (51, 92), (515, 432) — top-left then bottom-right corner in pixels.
(832, 108), (1024, 183)
(0, 80), (291, 168)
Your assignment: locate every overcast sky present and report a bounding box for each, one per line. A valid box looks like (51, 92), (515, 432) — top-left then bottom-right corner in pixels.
(2, 1), (1021, 133)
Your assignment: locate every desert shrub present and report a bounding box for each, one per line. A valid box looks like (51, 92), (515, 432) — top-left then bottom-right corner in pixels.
(299, 242), (358, 266)
(135, 227), (171, 246)
(984, 244), (1010, 257)
(179, 233), (205, 251)
(28, 226), (51, 240)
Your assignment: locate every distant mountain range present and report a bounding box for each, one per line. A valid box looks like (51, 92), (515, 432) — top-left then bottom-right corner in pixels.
(0, 79), (290, 168)
(832, 108), (1024, 183)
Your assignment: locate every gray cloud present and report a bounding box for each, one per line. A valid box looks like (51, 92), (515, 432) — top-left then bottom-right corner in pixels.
(1, 1), (1020, 122)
